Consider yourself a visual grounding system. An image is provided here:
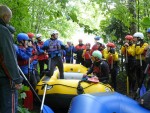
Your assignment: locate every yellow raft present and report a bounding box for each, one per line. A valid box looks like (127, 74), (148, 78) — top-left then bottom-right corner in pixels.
(36, 63), (114, 112)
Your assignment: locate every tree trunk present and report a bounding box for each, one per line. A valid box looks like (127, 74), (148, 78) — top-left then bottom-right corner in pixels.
(128, 0), (137, 34)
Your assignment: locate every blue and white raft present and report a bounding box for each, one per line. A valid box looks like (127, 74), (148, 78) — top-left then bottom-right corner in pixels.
(69, 92), (150, 113)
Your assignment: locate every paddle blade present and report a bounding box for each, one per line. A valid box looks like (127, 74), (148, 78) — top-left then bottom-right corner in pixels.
(140, 84), (146, 97)
(43, 105), (54, 113)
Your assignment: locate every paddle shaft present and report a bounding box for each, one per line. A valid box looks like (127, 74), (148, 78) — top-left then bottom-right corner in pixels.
(40, 84), (48, 113)
(134, 63), (148, 99)
(18, 66), (41, 103)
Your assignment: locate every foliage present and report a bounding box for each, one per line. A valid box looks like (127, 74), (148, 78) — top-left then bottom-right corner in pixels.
(18, 85), (31, 113)
(1, 0), (150, 41)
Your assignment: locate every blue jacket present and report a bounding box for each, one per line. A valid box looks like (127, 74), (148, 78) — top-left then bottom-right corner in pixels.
(65, 45), (76, 61)
(15, 45), (33, 74)
(42, 38), (65, 58)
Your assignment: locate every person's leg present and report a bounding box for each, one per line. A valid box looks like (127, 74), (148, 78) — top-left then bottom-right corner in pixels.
(47, 58), (56, 77)
(76, 58), (80, 64)
(66, 59), (70, 63)
(136, 61), (141, 87)
(30, 70), (37, 88)
(110, 69), (117, 90)
(56, 57), (64, 79)
(0, 78), (18, 113)
(39, 60), (44, 76)
(81, 58), (85, 66)
(44, 59), (48, 69)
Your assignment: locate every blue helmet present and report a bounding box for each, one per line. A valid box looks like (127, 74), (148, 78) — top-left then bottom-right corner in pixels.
(94, 36), (100, 40)
(147, 28), (150, 33)
(17, 33), (29, 42)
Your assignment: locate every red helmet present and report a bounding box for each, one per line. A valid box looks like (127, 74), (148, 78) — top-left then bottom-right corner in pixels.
(106, 42), (115, 48)
(125, 35), (133, 40)
(27, 32), (35, 39)
(86, 43), (91, 46)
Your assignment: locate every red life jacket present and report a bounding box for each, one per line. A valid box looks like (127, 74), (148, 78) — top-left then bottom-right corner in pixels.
(31, 44), (38, 60)
(93, 66), (101, 75)
(75, 44), (86, 50)
(37, 41), (48, 60)
(108, 55), (113, 65)
(91, 44), (98, 54)
(75, 44), (86, 58)
(83, 49), (91, 60)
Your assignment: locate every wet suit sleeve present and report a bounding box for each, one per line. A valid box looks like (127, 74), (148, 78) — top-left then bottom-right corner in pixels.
(136, 43), (148, 55)
(0, 26), (23, 84)
(17, 47), (33, 60)
(100, 61), (109, 81)
(86, 64), (94, 75)
(60, 40), (66, 50)
(41, 40), (50, 51)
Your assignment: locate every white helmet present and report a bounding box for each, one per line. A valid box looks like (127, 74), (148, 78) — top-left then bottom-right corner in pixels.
(36, 34), (42, 38)
(97, 40), (102, 43)
(51, 30), (59, 35)
(133, 32), (144, 39)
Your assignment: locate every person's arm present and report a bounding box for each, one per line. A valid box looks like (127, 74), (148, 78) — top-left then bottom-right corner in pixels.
(0, 27), (23, 84)
(60, 40), (66, 50)
(86, 64), (94, 75)
(41, 40), (49, 50)
(100, 61), (109, 81)
(17, 47), (33, 60)
(136, 43), (148, 55)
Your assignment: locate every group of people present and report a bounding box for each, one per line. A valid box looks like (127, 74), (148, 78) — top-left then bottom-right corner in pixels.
(0, 5), (119, 113)
(74, 36), (119, 90)
(121, 31), (150, 94)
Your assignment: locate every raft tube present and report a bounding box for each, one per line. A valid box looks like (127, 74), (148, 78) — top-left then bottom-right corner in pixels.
(69, 92), (150, 113)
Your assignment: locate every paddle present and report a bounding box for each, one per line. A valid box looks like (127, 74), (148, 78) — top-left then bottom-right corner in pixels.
(134, 62), (148, 99)
(40, 83), (53, 113)
(125, 47), (129, 95)
(18, 66), (54, 113)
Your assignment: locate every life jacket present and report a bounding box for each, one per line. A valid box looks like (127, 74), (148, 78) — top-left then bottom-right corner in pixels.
(48, 39), (61, 52)
(75, 44), (86, 58)
(37, 41), (44, 47)
(83, 49), (91, 60)
(93, 65), (101, 75)
(91, 44), (98, 54)
(92, 61), (102, 76)
(37, 41), (48, 60)
(47, 39), (62, 58)
(108, 55), (113, 66)
(17, 46), (29, 66)
(31, 44), (38, 60)
(92, 60), (109, 80)
(17, 46), (33, 66)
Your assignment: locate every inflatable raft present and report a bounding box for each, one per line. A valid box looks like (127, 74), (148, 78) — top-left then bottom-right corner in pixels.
(69, 92), (150, 113)
(36, 64), (114, 112)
